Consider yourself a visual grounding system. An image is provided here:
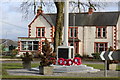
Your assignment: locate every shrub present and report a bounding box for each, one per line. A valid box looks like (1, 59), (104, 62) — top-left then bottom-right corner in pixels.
(40, 38), (56, 66)
(82, 54), (89, 59)
(75, 54), (82, 58)
(91, 53), (100, 59)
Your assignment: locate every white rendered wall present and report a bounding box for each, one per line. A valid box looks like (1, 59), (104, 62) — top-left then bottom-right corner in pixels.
(30, 15), (51, 38)
(117, 16), (120, 49)
(83, 26), (95, 56)
(77, 26), (114, 56)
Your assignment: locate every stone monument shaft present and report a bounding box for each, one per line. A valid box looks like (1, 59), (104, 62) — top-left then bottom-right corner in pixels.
(63, 0), (69, 46)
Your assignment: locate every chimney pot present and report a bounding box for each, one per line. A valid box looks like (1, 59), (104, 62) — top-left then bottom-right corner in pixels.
(37, 6), (43, 15)
(88, 8), (93, 14)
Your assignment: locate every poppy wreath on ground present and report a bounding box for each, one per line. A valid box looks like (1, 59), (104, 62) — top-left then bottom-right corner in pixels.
(73, 57), (82, 65)
(67, 59), (73, 66)
(63, 59), (68, 65)
(50, 57), (56, 65)
(58, 58), (65, 65)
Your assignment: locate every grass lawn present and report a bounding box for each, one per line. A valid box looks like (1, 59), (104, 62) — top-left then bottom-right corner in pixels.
(85, 64), (120, 70)
(1, 62), (120, 79)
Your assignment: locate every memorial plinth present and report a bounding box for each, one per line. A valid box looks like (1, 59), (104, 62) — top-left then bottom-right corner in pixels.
(57, 46), (74, 59)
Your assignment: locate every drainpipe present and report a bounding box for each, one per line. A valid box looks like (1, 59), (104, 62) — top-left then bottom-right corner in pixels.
(83, 26), (85, 56)
(73, 14), (75, 52)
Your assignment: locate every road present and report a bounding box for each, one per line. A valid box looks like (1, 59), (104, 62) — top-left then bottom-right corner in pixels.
(1, 58), (104, 64)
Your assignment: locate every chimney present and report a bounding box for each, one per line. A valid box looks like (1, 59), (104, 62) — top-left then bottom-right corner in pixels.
(88, 8), (93, 14)
(37, 6), (43, 15)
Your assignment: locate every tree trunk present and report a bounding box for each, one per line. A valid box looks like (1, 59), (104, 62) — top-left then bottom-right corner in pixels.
(54, 2), (64, 52)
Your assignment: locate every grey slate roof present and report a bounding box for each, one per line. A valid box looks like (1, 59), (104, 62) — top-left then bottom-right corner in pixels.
(43, 12), (120, 26)
(43, 14), (56, 26)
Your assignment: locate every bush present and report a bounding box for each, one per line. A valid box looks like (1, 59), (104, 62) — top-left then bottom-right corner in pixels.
(82, 54), (89, 59)
(91, 53), (100, 59)
(75, 54), (82, 58)
(40, 38), (56, 66)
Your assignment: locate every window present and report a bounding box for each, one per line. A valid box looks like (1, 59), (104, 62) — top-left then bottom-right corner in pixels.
(69, 27), (78, 38)
(21, 41), (28, 50)
(28, 41), (32, 50)
(95, 42), (108, 53)
(21, 41), (38, 51)
(33, 41), (39, 50)
(37, 27), (45, 37)
(96, 27), (107, 38)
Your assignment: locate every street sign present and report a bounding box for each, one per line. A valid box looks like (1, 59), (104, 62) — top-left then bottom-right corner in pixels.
(100, 50), (120, 77)
(108, 51), (120, 60)
(108, 51), (113, 60)
(100, 51), (105, 60)
(100, 51), (110, 60)
(100, 51), (120, 60)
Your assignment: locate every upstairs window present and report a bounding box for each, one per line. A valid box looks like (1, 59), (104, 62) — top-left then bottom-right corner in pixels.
(69, 27), (78, 38)
(96, 26), (107, 38)
(36, 27), (45, 37)
(95, 42), (108, 53)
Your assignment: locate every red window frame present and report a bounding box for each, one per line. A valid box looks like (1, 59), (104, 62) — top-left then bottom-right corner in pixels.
(94, 42), (108, 53)
(36, 27), (45, 38)
(96, 26), (107, 39)
(69, 27), (78, 38)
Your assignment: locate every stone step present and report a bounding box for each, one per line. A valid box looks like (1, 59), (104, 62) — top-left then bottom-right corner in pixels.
(52, 65), (100, 73)
(31, 64), (100, 73)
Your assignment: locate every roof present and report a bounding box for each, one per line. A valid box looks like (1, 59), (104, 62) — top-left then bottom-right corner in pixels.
(29, 13), (55, 27)
(42, 14), (56, 26)
(43, 11), (120, 26)
(0, 39), (18, 46)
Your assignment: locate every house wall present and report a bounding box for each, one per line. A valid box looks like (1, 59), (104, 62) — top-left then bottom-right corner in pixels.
(30, 15), (51, 39)
(63, 26), (115, 56)
(81, 26), (95, 56)
(117, 16), (120, 49)
(78, 27), (83, 56)
(77, 26), (114, 56)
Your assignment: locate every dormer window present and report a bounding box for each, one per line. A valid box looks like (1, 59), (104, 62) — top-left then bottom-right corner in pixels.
(96, 26), (107, 39)
(36, 27), (45, 37)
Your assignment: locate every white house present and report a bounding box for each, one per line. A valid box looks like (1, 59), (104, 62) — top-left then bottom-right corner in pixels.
(18, 8), (120, 56)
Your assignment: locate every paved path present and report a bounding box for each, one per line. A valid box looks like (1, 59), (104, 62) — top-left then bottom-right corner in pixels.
(1, 59), (104, 64)
(7, 69), (119, 78)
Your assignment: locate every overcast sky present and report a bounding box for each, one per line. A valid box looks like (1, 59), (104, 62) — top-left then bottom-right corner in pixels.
(0, 0), (120, 41)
